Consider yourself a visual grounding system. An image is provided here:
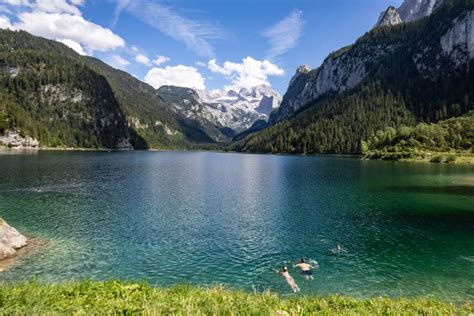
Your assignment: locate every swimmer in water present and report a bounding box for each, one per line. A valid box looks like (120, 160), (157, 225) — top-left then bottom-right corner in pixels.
(332, 243), (346, 254)
(295, 258), (314, 280)
(275, 266), (300, 293)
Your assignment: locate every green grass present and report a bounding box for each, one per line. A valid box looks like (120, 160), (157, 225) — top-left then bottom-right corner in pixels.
(0, 280), (472, 315)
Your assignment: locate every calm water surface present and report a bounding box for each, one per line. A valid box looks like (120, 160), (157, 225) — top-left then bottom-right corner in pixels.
(0, 151), (473, 301)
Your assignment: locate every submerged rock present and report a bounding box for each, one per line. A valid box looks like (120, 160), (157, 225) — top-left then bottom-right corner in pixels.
(0, 218), (27, 261)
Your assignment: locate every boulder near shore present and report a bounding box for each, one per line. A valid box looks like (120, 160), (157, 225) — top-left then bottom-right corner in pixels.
(0, 218), (27, 261)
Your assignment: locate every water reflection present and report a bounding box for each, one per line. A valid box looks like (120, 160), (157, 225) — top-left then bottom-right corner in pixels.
(0, 152), (473, 301)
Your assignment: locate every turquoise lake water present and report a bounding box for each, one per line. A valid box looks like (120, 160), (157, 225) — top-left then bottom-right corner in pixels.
(0, 151), (473, 301)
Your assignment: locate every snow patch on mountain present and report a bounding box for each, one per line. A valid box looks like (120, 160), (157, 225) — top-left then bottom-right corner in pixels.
(195, 85), (281, 131)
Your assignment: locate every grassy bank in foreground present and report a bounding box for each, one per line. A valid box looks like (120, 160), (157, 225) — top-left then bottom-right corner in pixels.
(0, 281), (472, 315)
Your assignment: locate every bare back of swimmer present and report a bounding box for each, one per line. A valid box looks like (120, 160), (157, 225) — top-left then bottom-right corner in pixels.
(277, 266), (300, 293)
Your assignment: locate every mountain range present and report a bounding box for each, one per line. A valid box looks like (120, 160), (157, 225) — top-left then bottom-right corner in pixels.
(157, 85), (280, 142)
(0, 0), (473, 154)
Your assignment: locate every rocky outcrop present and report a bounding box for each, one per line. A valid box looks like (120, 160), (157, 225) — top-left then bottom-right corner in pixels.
(270, 42), (398, 123)
(0, 218), (27, 260)
(376, 6), (403, 27)
(376, 0), (445, 27)
(0, 131), (39, 149)
(398, 0), (445, 22)
(441, 10), (474, 67)
(288, 65), (311, 87)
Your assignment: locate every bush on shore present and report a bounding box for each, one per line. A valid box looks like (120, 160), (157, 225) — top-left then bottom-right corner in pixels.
(0, 280), (472, 315)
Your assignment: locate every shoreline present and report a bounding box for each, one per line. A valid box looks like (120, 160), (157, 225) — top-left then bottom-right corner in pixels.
(0, 236), (46, 273)
(2, 146), (474, 165)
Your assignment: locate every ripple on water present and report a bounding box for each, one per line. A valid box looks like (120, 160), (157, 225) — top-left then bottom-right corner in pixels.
(0, 152), (473, 302)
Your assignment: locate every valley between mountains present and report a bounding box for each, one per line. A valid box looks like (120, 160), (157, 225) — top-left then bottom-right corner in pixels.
(0, 0), (473, 162)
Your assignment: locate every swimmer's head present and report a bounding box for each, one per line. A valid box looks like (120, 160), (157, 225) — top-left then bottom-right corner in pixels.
(300, 258), (305, 263)
(282, 266), (288, 272)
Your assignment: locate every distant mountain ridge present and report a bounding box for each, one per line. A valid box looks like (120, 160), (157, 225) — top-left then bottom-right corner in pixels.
(157, 85), (281, 142)
(0, 29), (233, 149)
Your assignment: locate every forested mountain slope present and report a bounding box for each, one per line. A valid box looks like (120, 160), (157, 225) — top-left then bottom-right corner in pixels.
(0, 29), (212, 149)
(233, 0), (474, 154)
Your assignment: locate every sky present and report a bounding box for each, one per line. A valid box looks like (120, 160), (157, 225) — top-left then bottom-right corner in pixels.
(0, 0), (403, 95)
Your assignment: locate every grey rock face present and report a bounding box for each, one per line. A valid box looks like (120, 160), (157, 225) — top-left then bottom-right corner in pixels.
(0, 131), (39, 149)
(398, 0), (445, 22)
(441, 11), (474, 66)
(271, 0), (449, 125)
(376, 6), (403, 27)
(271, 43), (398, 123)
(0, 218), (27, 261)
(376, 0), (445, 28)
(288, 65), (311, 87)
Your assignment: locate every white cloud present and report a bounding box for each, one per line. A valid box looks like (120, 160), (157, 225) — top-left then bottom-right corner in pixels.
(115, 0), (223, 58)
(153, 55), (169, 66)
(0, 14), (13, 29)
(57, 38), (85, 55)
(70, 0), (84, 6)
(207, 56), (284, 90)
(110, 55), (130, 70)
(135, 54), (150, 65)
(262, 10), (304, 59)
(33, 0), (81, 15)
(1, 0), (31, 6)
(112, 0), (130, 27)
(14, 12), (125, 52)
(0, 0), (124, 53)
(195, 61), (206, 67)
(144, 65), (205, 90)
(131, 45), (138, 52)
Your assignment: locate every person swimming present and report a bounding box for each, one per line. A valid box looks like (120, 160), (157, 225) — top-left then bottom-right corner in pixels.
(276, 266), (300, 293)
(295, 258), (314, 280)
(332, 243), (346, 254)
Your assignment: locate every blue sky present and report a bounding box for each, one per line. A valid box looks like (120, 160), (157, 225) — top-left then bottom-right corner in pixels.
(0, 0), (403, 94)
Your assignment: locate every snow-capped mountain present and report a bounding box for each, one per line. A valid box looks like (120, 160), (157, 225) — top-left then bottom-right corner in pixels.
(157, 85), (281, 142)
(196, 85), (281, 130)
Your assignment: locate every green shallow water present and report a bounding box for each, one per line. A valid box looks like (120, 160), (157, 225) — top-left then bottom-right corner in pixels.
(0, 151), (473, 301)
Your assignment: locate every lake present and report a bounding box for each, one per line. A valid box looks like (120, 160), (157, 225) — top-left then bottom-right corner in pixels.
(0, 151), (473, 301)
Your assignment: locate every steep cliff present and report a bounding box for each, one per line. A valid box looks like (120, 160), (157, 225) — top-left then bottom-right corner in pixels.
(235, 0), (474, 154)
(270, 0), (474, 125)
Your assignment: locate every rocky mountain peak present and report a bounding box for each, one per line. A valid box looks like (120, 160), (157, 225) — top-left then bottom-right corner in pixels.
(296, 65), (311, 74)
(376, 0), (445, 28)
(289, 65), (312, 87)
(398, 0), (445, 22)
(376, 6), (403, 27)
